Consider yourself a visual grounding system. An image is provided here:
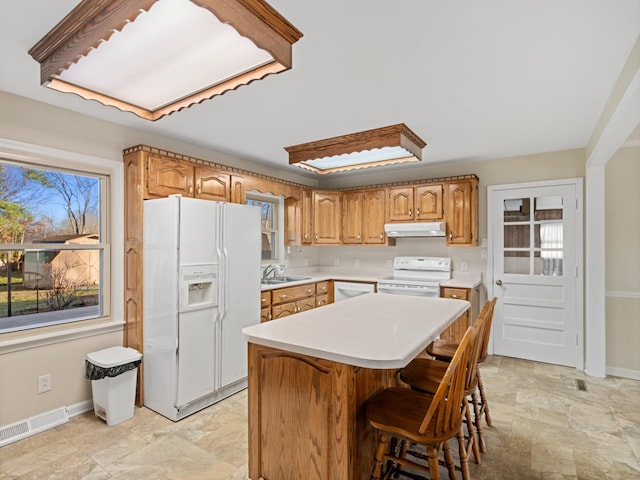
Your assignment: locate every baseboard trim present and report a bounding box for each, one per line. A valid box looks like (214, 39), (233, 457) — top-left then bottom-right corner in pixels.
(606, 366), (640, 381)
(66, 400), (94, 418)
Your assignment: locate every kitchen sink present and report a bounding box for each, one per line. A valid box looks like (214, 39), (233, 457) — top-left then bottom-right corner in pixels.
(261, 275), (311, 286)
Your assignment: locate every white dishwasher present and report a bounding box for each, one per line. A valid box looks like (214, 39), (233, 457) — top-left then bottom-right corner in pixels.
(334, 281), (376, 302)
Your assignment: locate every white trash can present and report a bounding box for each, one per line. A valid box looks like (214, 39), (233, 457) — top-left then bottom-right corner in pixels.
(85, 346), (142, 426)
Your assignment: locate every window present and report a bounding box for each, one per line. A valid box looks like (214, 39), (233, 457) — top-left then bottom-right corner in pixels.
(246, 192), (283, 265)
(0, 152), (112, 334)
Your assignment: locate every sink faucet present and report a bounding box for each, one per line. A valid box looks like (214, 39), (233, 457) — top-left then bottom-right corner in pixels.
(262, 264), (277, 280)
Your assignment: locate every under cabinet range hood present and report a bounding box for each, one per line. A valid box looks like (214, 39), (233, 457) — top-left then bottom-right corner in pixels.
(384, 222), (446, 238)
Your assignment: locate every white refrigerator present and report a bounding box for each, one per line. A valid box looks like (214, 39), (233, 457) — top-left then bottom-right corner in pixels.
(142, 195), (260, 421)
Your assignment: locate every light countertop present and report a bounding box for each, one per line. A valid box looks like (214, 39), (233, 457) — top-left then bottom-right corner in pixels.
(441, 271), (482, 289)
(243, 293), (469, 369)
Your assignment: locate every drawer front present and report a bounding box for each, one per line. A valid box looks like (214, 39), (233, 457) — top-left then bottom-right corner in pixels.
(316, 294), (329, 307)
(441, 287), (469, 301)
(315, 281), (330, 295)
(260, 291), (271, 307)
(260, 307), (271, 323)
(272, 283), (316, 304)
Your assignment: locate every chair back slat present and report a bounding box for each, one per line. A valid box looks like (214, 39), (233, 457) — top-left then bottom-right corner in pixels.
(478, 297), (497, 363)
(418, 326), (477, 436)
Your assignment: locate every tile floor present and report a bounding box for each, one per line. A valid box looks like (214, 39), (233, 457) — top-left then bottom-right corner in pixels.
(1, 356), (639, 479)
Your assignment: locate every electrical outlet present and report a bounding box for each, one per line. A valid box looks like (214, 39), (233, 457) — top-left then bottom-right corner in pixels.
(37, 373), (51, 394)
(303, 258), (309, 266)
(354, 259), (360, 267)
(460, 261), (468, 271)
(386, 259), (393, 268)
(334, 258), (340, 266)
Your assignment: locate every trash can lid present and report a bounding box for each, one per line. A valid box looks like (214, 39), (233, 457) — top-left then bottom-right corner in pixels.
(86, 346), (142, 368)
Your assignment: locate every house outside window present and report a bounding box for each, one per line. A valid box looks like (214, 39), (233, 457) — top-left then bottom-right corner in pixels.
(0, 159), (109, 333)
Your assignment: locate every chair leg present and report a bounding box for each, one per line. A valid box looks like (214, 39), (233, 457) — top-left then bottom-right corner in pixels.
(464, 398), (481, 464)
(456, 425), (471, 480)
(426, 445), (441, 480)
(442, 439), (457, 480)
(471, 390), (486, 454)
(371, 431), (390, 480)
(477, 369), (492, 427)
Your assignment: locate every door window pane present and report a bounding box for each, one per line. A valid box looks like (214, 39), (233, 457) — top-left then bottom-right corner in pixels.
(504, 251), (530, 274)
(534, 195), (563, 220)
(504, 224), (529, 248)
(503, 197), (530, 222)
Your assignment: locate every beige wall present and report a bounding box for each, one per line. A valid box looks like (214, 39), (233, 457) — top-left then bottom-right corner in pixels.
(605, 146), (640, 372)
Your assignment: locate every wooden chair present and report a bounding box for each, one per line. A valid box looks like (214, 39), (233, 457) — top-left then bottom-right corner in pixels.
(425, 297), (497, 453)
(366, 326), (477, 480)
(399, 300), (491, 471)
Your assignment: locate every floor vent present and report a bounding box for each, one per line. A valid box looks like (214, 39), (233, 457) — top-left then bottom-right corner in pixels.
(0, 407), (69, 447)
(575, 378), (588, 392)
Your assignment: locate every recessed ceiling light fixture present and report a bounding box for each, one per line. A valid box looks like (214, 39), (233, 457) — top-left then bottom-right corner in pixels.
(285, 123), (426, 174)
(28, 0), (302, 121)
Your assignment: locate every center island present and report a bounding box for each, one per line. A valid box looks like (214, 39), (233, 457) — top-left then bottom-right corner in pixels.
(242, 293), (470, 480)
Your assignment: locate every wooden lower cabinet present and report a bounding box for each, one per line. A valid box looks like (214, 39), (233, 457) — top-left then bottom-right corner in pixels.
(260, 291), (271, 323)
(248, 343), (400, 480)
(439, 286), (480, 341)
(264, 280), (333, 321)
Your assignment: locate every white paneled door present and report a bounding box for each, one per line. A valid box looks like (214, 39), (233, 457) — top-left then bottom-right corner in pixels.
(488, 179), (583, 368)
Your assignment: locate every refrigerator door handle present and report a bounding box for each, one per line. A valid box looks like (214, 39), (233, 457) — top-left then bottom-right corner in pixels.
(218, 203), (228, 325)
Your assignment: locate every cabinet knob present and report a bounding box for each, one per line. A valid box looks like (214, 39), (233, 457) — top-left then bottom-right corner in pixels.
(416, 208), (420, 216)
(315, 234), (318, 241)
(409, 208), (412, 216)
(188, 184), (193, 194)
(197, 184), (201, 196)
(306, 289), (312, 294)
(357, 233), (361, 240)
(280, 294), (287, 300)
(380, 233), (384, 239)
(451, 294), (459, 299)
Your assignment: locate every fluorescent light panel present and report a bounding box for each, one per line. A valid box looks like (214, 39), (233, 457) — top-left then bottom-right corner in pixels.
(286, 124), (426, 175)
(29, 0), (302, 120)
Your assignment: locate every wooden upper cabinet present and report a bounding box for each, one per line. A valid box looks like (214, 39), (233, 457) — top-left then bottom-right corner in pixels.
(284, 194), (301, 246)
(387, 183), (443, 222)
(445, 178), (478, 246)
(146, 155), (194, 198)
(362, 189), (388, 244)
(387, 187), (414, 222)
(415, 184), (443, 221)
(194, 166), (230, 202)
(313, 191), (341, 244)
(301, 189), (313, 245)
(342, 191), (363, 244)
(230, 174), (245, 204)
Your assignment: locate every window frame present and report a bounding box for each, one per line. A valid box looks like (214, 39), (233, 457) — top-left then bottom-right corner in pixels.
(245, 191), (284, 267)
(0, 138), (123, 350)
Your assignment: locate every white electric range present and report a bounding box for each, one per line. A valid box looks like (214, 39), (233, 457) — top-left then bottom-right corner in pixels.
(377, 256), (451, 297)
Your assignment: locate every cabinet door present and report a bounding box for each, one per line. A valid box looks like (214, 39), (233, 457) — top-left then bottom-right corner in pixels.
(316, 294), (329, 307)
(260, 307), (271, 323)
(301, 189), (313, 245)
(271, 302), (297, 319)
(194, 166), (230, 201)
(342, 191), (363, 244)
(362, 189), (386, 244)
(313, 191), (341, 244)
(230, 174), (245, 204)
(445, 179), (477, 246)
(439, 287), (470, 341)
(415, 184), (443, 221)
(387, 187), (414, 221)
(146, 155), (194, 198)
(296, 298), (316, 313)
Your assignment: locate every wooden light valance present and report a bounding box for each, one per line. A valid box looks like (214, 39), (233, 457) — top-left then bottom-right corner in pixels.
(285, 123), (427, 174)
(28, 0), (303, 121)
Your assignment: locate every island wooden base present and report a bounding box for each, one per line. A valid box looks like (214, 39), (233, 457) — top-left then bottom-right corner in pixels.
(248, 342), (401, 480)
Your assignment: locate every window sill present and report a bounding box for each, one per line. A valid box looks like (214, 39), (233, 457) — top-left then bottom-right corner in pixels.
(0, 319), (124, 355)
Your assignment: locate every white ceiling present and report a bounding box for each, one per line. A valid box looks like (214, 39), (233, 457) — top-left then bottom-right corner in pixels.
(1, 0), (639, 182)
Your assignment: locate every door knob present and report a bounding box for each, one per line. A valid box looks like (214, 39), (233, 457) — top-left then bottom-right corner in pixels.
(496, 280), (503, 286)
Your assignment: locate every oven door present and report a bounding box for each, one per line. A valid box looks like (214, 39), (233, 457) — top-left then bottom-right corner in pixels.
(377, 282), (439, 297)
